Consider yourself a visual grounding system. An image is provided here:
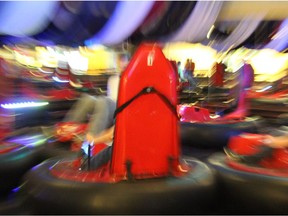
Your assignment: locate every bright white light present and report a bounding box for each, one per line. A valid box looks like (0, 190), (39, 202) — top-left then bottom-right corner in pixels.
(81, 140), (93, 155)
(207, 25), (215, 39)
(1, 101), (49, 109)
(67, 50), (89, 71)
(52, 76), (69, 83)
(250, 48), (288, 75)
(163, 42), (217, 71)
(38, 67), (54, 74)
(256, 85), (272, 92)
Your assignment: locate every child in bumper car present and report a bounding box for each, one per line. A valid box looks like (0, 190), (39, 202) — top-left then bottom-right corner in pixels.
(56, 74), (119, 169)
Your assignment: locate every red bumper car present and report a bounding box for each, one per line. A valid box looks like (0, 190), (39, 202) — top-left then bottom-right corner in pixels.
(208, 129), (288, 214)
(17, 44), (217, 214)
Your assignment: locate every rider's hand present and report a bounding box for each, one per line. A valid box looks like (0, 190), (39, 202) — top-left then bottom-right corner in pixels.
(85, 126), (115, 144)
(262, 135), (288, 149)
(86, 133), (96, 144)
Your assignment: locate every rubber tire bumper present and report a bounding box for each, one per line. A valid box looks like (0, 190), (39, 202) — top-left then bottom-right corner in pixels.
(20, 156), (217, 215)
(0, 146), (38, 197)
(37, 139), (80, 161)
(0, 126), (51, 196)
(207, 152), (288, 214)
(0, 192), (32, 215)
(180, 116), (265, 149)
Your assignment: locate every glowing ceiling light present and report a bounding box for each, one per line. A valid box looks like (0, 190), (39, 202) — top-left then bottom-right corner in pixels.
(0, 1), (58, 36)
(265, 18), (288, 51)
(85, 1), (154, 46)
(168, 1), (223, 42)
(210, 15), (264, 52)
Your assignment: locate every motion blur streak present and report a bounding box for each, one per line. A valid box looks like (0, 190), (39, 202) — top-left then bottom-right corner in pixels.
(265, 19), (288, 52)
(85, 1), (155, 46)
(0, 1), (59, 36)
(168, 1), (223, 43)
